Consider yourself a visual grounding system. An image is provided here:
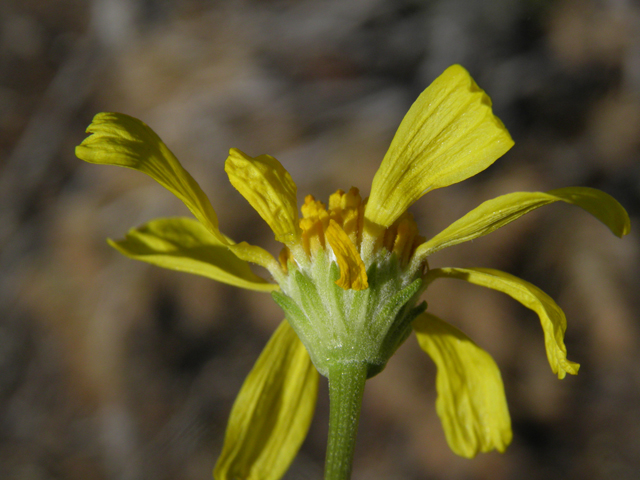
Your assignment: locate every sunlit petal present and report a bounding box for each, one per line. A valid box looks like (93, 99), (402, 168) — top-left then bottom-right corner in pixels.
(417, 187), (631, 258)
(414, 312), (511, 458)
(426, 268), (579, 379)
(76, 112), (226, 243)
(108, 217), (277, 292)
(214, 320), (319, 480)
(225, 148), (300, 244)
(366, 65), (514, 228)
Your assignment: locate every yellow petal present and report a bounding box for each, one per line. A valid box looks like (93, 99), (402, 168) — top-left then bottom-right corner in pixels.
(417, 187), (631, 258)
(426, 268), (579, 379)
(325, 220), (369, 290)
(225, 148), (300, 244)
(414, 312), (512, 458)
(214, 320), (319, 480)
(365, 65), (514, 227)
(108, 217), (278, 292)
(76, 112), (225, 243)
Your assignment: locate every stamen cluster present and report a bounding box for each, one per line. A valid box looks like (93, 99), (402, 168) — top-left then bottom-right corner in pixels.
(280, 187), (426, 277)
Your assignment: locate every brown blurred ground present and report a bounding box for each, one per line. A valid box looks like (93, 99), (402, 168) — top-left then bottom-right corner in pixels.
(1, 0), (639, 479)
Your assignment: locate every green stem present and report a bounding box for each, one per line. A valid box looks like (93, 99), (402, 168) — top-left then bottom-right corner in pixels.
(324, 362), (368, 480)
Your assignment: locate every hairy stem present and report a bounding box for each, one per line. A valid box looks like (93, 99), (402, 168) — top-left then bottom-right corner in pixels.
(324, 362), (367, 480)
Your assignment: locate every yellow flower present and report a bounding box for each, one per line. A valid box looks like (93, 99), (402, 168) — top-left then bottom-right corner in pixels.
(76, 65), (630, 478)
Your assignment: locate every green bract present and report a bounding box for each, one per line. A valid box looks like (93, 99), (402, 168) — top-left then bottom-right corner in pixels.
(273, 249), (427, 378)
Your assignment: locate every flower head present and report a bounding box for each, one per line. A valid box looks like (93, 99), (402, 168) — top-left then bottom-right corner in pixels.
(77, 65), (630, 479)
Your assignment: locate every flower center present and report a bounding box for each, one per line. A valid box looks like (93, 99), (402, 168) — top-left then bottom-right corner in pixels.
(300, 187), (364, 256)
(280, 187), (426, 273)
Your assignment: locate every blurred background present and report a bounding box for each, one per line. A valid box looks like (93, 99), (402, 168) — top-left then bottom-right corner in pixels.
(1, 0), (639, 479)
